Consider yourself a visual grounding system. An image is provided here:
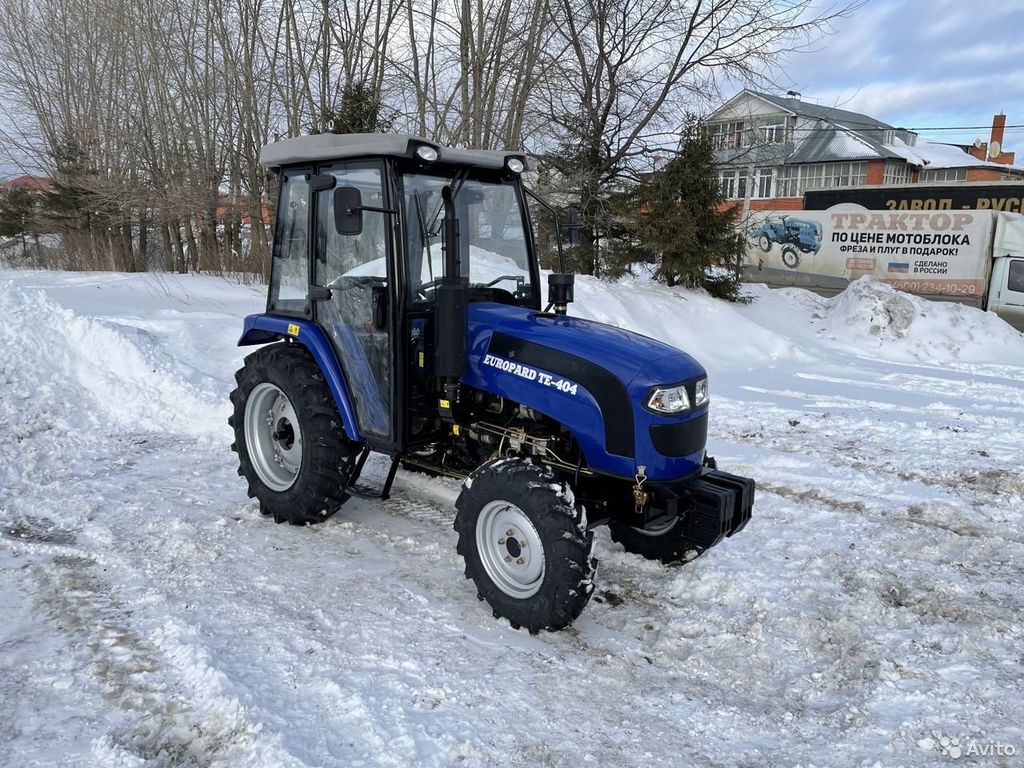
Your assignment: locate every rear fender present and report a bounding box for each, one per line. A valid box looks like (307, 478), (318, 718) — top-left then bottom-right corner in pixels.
(238, 313), (361, 443)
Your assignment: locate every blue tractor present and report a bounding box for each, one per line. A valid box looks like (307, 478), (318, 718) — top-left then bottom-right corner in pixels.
(230, 134), (754, 632)
(747, 215), (822, 269)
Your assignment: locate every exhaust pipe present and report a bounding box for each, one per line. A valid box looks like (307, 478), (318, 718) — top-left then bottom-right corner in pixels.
(435, 185), (468, 418)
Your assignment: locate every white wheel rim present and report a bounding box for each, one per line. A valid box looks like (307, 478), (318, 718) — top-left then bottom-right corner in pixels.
(244, 382), (303, 492)
(476, 500), (546, 599)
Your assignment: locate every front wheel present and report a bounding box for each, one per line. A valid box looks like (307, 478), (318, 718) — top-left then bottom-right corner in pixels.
(781, 245), (800, 269)
(608, 516), (706, 564)
(455, 458), (596, 632)
(229, 344), (359, 525)
(758, 234), (772, 252)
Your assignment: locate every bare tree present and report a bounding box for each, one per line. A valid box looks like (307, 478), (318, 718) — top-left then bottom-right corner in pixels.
(543, 0), (855, 273)
(0, 0), (852, 279)
(394, 0), (553, 148)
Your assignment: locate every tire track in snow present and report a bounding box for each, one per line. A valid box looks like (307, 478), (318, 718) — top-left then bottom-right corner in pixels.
(5, 517), (304, 768)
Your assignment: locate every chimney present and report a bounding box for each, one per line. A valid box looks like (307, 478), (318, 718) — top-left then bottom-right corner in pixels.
(786, 90), (801, 101)
(987, 113), (1015, 164)
(991, 113), (1006, 147)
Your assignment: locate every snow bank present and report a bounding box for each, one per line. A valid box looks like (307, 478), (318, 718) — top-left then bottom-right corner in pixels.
(818, 276), (1024, 365)
(0, 283), (226, 438)
(547, 271), (1024, 374)
(566, 274), (804, 374)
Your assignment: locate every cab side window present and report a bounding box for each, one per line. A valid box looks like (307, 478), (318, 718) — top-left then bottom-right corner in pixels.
(317, 164), (388, 283)
(268, 170), (311, 315)
(1008, 260), (1024, 293)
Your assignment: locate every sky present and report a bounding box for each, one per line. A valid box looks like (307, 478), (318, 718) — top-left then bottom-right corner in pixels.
(769, 0), (1024, 148)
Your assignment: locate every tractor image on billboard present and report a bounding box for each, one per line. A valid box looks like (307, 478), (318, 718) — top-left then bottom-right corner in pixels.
(747, 215), (823, 269)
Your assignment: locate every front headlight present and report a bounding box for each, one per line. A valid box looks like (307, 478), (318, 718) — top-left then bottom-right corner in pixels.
(694, 377), (709, 407)
(646, 384), (690, 414)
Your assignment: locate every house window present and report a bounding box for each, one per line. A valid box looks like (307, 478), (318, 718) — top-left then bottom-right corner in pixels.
(710, 121), (746, 149)
(883, 162), (911, 185)
(718, 170), (748, 199)
(718, 168), (773, 199)
(778, 162), (868, 196)
(718, 170), (736, 198)
(920, 168), (967, 183)
(759, 120), (785, 144)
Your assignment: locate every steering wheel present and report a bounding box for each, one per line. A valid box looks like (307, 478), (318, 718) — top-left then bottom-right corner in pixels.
(415, 278), (444, 301)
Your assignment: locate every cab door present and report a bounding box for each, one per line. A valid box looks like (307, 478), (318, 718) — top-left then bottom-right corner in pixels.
(991, 257), (1024, 332)
(313, 161), (395, 443)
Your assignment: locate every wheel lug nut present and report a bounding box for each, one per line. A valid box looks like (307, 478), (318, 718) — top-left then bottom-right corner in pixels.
(506, 529), (514, 536)
(520, 540), (527, 548)
(498, 537), (506, 545)
(516, 557), (524, 565)
(504, 555), (512, 563)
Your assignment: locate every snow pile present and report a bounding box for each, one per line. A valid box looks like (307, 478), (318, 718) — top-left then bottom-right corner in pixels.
(567, 274), (804, 374)
(819, 276), (1024, 364)
(0, 282), (226, 439)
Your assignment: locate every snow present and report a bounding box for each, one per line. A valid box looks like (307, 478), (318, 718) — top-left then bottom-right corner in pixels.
(3, 269), (1024, 766)
(883, 137), (1024, 173)
(828, 126), (881, 160)
(347, 243), (531, 287)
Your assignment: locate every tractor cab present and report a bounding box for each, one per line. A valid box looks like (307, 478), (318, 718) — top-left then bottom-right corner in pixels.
(256, 134), (542, 453)
(231, 133), (754, 633)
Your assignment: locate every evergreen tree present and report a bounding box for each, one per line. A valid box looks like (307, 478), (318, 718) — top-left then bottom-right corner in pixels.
(317, 81), (391, 135)
(0, 186), (34, 240)
(611, 116), (747, 301)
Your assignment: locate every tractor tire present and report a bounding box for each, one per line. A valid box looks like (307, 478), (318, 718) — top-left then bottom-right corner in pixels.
(455, 458), (596, 633)
(229, 343), (359, 525)
(758, 234), (772, 252)
(608, 516), (706, 565)
(781, 245), (800, 269)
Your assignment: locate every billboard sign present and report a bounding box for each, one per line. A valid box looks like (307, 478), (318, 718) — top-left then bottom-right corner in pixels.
(742, 210), (994, 298)
(804, 185), (1024, 212)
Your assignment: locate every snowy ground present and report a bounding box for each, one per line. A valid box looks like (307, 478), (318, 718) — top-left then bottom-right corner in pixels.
(1, 270), (1023, 768)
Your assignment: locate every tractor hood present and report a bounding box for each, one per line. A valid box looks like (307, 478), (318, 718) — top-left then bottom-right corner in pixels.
(462, 303), (708, 480)
(466, 303), (705, 385)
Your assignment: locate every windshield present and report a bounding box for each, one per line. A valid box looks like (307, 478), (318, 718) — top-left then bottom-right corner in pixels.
(401, 172), (535, 302)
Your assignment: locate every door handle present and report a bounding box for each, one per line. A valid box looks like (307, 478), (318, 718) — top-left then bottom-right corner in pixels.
(371, 284), (388, 330)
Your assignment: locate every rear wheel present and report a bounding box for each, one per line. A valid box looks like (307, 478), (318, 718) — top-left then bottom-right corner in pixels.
(608, 516), (706, 565)
(455, 458), (596, 632)
(230, 343), (359, 525)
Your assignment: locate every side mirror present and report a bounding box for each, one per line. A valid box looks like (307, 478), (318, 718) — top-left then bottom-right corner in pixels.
(566, 207), (581, 245)
(309, 173), (337, 192)
(334, 187), (363, 235)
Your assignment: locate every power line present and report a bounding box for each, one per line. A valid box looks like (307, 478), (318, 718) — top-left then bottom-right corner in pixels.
(713, 123), (1024, 135)
(905, 124), (1024, 132)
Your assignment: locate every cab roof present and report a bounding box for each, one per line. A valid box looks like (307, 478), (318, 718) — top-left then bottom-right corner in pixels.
(259, 133), (529, 171)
